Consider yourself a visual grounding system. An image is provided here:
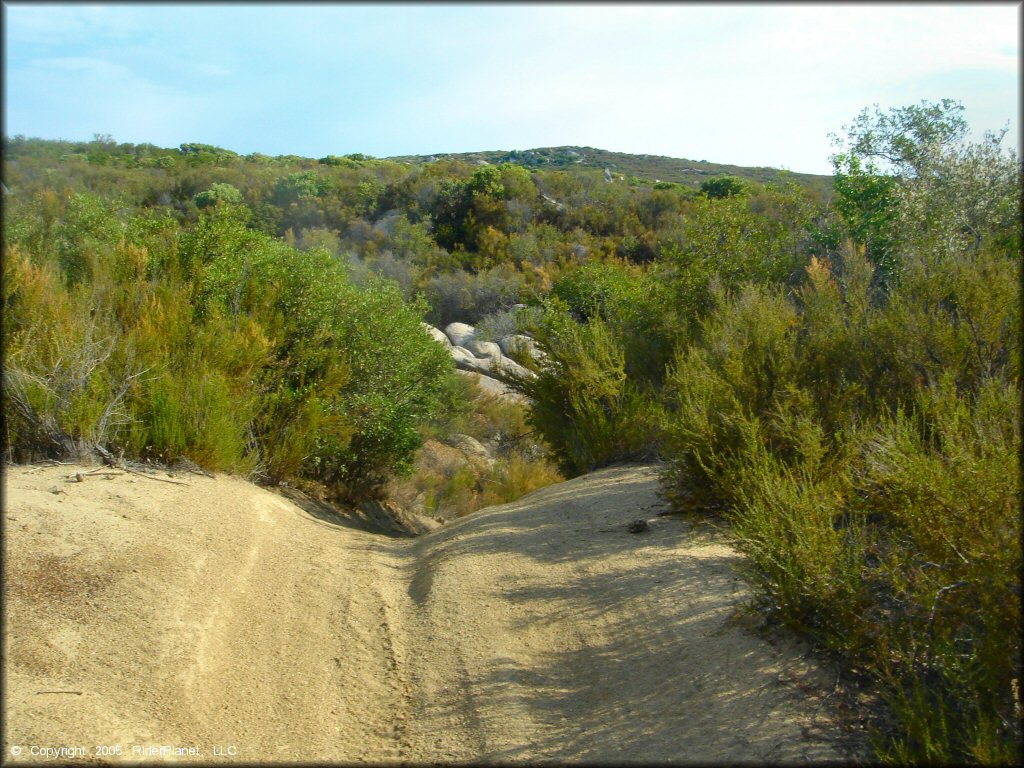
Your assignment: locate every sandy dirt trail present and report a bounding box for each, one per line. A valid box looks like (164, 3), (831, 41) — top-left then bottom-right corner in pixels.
(3, 463), (865, 763)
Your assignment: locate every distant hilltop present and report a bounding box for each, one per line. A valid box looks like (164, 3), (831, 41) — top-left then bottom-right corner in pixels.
(387, 145), (833, 196)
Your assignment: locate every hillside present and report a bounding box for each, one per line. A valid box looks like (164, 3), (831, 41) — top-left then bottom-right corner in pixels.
(3, 462), (867, 763)
(388, 145), (834, 196)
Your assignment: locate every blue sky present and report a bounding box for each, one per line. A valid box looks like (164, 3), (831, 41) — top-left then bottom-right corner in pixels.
(3, 2), (1019, 175)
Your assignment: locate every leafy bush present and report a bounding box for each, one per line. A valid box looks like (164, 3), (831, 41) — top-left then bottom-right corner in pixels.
(422, 263), (526, 327)
(507, 305), (661, 475)
(324, 279), (456, 497)
(54, 193), (125, 285)
(193, 182), (243, 208)
(550, 259), (675, 383)
(656, 186), (815, 327)
(700, 175), (749, 199)
(3, 202), (456, 498)
(725, 374), (1022, 764)
(658, 107), (1021, 762)
(661, 272), (1021, 764)
(857, 375), (1020, 764)
(660, 278), (833, 512)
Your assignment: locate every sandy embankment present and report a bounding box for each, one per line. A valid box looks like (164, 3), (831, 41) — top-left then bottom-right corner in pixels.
(2, 462), (865, 763)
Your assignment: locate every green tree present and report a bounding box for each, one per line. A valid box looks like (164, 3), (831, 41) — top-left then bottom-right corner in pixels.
(700, 175), (748, 199)
(430, 177), (470, 251)
(193, 182), (243, 208)
(658, 187), (813, 326)
(830, 154), (898, 285)
(273, 170), (327, 205)
(828, 99), (973, 288)
(833, 99), (968, 178)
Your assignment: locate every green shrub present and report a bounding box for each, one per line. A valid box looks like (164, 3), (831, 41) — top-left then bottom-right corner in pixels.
(659, 221), (1020, 761)
(870, 242), (1020, 403)
(319, 279), (456, 497)
(857, 375), (1020, 764)
(550, 259), (675, 383)
(792, 248), (880, 429)
(660, 282), (801, 511)
(700, 175), (749, 199)
(192, 182), (243, 208)
(729, 435), (870, 649)
(507, 305), (661, 476)
(3, 204), (457, 498)
(656, 187), (815, 328)
(54, 193), (124, 285)
(658, 244), (1020, 764)
(127, 367), (257, 472)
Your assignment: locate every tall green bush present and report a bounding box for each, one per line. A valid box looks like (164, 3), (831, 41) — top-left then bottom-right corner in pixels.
(660, 281), (801, 511)
(506, 303), (660, 476)
(3, 202), (457, 497)
(658, 105), (1021, 763)
(550, 259), (675, 383)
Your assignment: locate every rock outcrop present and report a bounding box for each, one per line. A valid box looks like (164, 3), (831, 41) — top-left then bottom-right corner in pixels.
(422, 321), (539, 399)
(456, 370), (525, 401)
(443, 322), (476, 348)
(444, 433), (494, 471)
(465, 339), (502, 361)
(422, 322), (452, 347)
(498, 334), (542, 361)
(449, 345), (478, 368)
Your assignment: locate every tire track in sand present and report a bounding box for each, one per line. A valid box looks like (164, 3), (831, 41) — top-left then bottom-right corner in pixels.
(3, 463), (869, 764)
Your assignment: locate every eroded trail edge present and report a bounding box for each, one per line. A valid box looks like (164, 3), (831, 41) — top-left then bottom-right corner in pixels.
(3, 464), (865, 763)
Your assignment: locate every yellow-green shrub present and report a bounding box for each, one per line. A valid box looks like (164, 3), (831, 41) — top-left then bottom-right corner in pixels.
(856, 375), (1020, 763)
(3, 199), (457, 499)
(508, 305), (661, 476)
(659, 242), (1020, 762)
(478, 453), (564, 509)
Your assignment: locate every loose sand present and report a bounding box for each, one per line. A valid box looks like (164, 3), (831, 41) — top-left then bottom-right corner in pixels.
(2, 462), (866, 763)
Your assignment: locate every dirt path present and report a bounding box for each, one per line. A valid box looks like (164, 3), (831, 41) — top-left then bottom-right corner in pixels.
(3, 463), (865, 763)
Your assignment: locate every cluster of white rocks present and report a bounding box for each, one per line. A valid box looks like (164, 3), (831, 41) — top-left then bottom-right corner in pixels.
(422, 321), (542, 398)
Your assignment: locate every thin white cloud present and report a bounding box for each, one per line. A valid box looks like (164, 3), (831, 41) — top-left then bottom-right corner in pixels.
(5, 3), (145, 47)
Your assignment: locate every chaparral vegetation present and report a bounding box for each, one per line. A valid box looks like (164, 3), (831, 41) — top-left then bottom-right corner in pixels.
(3, 99), (1019, 763)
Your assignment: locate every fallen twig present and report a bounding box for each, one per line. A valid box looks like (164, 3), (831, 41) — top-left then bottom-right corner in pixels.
(95, 444), (121, 467)
(25, 460), (73, 474)
(122, 466), (189, 485)
(67, 471), (124, 481)
(80, 467), (126, 477)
